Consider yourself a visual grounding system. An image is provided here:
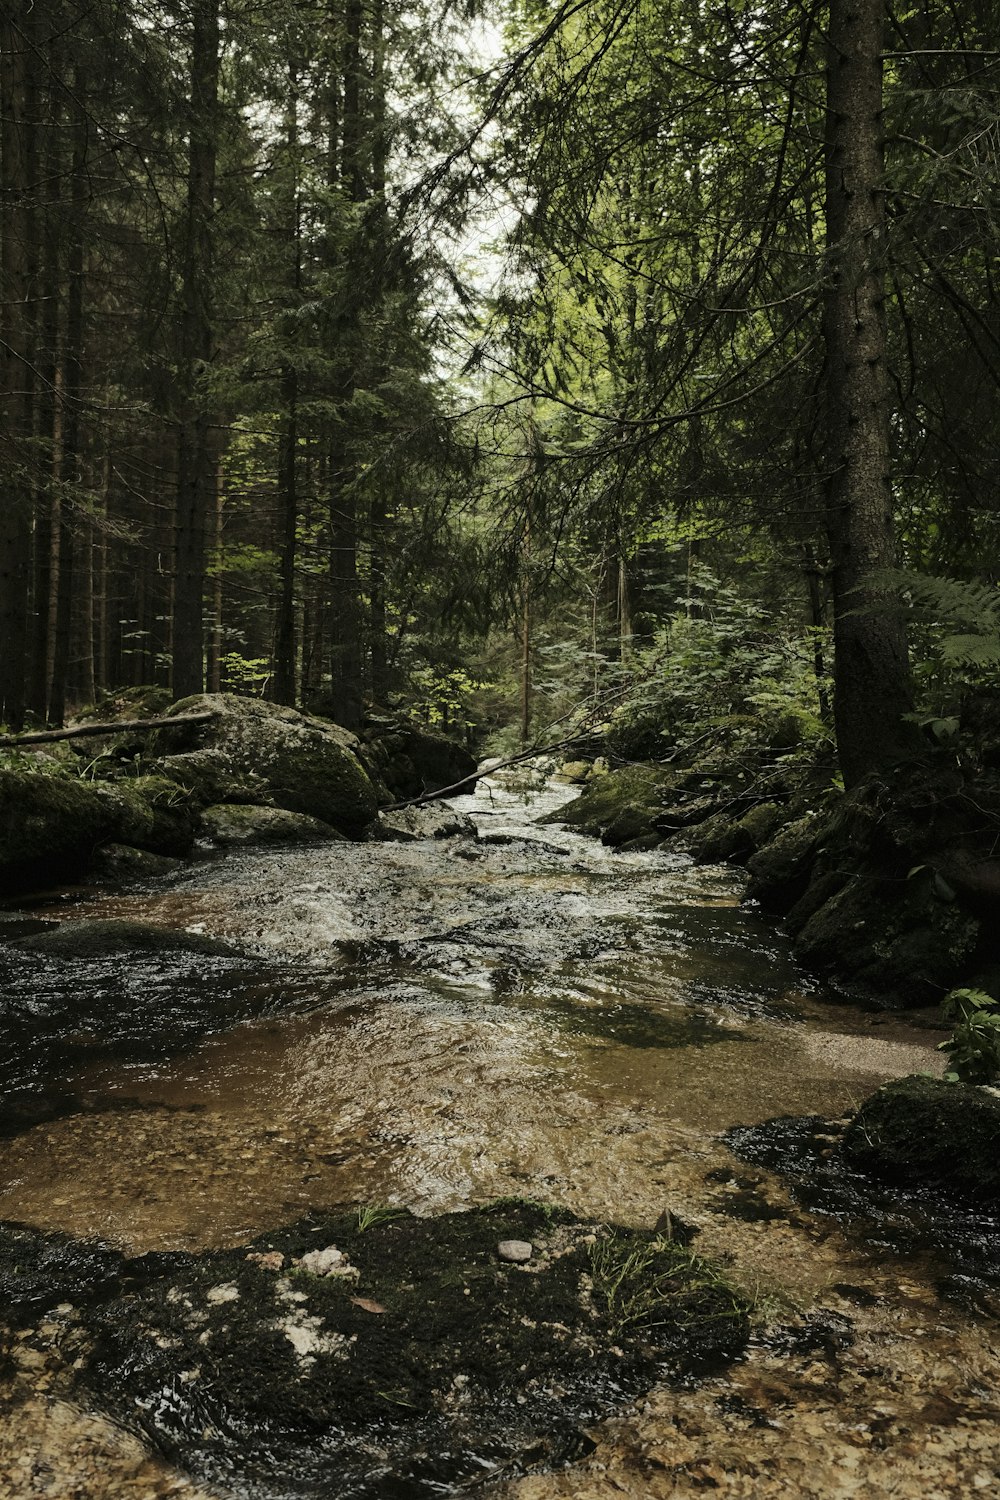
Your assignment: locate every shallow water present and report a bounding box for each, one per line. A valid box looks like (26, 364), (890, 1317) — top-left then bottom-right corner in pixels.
(2, 776), (998, 1499)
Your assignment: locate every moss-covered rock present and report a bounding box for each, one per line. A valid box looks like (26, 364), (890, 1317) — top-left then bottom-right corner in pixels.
(154, 695), (379, 834)
(842, 1075), (1000, 1203)
(360, 718), (476, 803)
(200, 803), (344, 846)
(378, 801), (476, 842)
(13, 918), (241, 960)
(89, 844), (183, 882)
(745, 813), (821, 913)
(24, 1202), (747, 1499)
(0, 770), (116, 892)
(793, 868), (979, 1006)
(541, 764), (676, 837)
(92, 776), (196, 857)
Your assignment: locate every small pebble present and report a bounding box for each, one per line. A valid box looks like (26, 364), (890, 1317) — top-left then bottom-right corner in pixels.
(497, 1239), (533, 1263)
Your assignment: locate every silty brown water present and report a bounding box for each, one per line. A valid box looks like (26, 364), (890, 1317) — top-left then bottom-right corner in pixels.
(2, 775), (998, 1498)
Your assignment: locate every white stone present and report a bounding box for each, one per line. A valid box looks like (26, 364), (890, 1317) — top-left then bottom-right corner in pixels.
(497, 1239), (533, 1264)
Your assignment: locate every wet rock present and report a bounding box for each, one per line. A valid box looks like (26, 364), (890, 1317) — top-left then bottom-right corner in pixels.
(545, 764), (675, 839)
(843, 1075), (1000, 1204)
(745, 813), (820, 913)
(12, 918), (242, 961)
(88, 843), (184, 882)
(497, 1239), (533, 1263)
(92, 775), (196, 857)
(359, 718), (477, 802)
(0, 769), (116, 892)
(199, 803), (344, 846)
(793, 872), (979, 1006)
(554, 759), (593, 784)
(152, 695), (379, 835)
(56, 1203), (748, 1500)
(378, 801), (476, 842)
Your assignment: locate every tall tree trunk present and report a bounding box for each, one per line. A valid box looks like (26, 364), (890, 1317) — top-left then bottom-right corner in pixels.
(822, 0), (920, 786)
(274, 76), (301, 707)
(28, 21), (61, 718)
(207, 456), (223, 692)
(0, 4), (34, 726)
(172, 0), (219, 698)
(325, 0), (364, 729)
(49, 69), (87, 724)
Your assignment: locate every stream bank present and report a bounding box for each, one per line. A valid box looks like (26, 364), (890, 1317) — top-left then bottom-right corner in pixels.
(1, 774), (999, 1497)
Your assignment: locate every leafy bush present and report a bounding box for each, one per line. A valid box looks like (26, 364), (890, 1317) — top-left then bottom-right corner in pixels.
(939, 987), (1000, 1085)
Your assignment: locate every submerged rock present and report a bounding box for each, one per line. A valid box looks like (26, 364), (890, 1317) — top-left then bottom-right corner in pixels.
(1, 1202), (747, 1500)
(13, 918), (241, 960)
(843, 1075), (1000, 1204)
(199, 803), (344, 847)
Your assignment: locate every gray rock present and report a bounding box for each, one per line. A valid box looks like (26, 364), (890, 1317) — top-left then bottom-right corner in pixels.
(154, 694), (379, 834)
(497, 1239), (533, 1264)
(199, 803), (344, 846)
(379, 801), (476, 842)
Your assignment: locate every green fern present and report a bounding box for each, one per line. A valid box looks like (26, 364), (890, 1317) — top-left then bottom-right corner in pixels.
(882, 570), (1000, 684)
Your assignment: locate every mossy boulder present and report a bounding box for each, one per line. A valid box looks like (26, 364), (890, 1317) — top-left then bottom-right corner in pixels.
(361, 718), (476, 802)
(156, 695), (379, 835)
(92, 775), (196, 857)
(0, 770), (116, 892)
(542, 764), (675, 837)
(21, 1202), (747, 1499)
(842, 1076), (1000, 1203)
(793, 870), (980, 1006)
(745, 813), (821, 913)
(13, 918), (241, 960)
(200, 803), (344, 847)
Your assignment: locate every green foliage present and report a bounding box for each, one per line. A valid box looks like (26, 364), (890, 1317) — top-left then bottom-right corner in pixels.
(219, 653), (271, 696)
(356, 1205), (406, 1233)
(589, 1232), (746, 1334)
(939, 988), (1000, 1085)
(607, 562), (829, 761)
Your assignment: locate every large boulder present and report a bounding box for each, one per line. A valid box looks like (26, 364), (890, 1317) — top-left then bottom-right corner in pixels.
(541, 764), (676, 838)
(0, 770), (116, 892)
(361, 718), (477, 802)
(199, 803), (344, 847)
(155, 695), (379, 835)
(842, 1076), (1000, 1204)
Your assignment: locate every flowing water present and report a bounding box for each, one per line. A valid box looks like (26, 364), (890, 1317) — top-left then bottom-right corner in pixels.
(2, 777), (998, 1499)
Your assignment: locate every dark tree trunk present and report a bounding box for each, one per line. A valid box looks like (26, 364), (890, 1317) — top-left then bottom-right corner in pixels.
(274, 77), (301, 707)
(0, 4), (34, 727)
(325, 0), (365, 730)
(49, 68), (87, 724)
(172, 0), (219, 698)
(822, 0), (921, 786)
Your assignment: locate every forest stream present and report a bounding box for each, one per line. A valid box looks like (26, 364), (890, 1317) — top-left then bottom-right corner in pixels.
(2, 775), (999, 1499)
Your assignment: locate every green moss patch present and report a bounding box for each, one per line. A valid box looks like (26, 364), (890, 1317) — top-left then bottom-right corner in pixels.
(63, 1202), (749, 1497)
(842, 1075), (1000, 1204)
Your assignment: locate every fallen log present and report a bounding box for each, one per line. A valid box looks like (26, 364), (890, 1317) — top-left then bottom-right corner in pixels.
(0, 711), (215, 749)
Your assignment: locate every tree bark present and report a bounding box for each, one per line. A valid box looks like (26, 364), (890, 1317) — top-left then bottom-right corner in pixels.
(274, 74), (301, 707)
(49, 66), (87, 724)
(822, 0), (921, 786)
(0, 4), (34, 727)
(172, 0), (219, 698)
